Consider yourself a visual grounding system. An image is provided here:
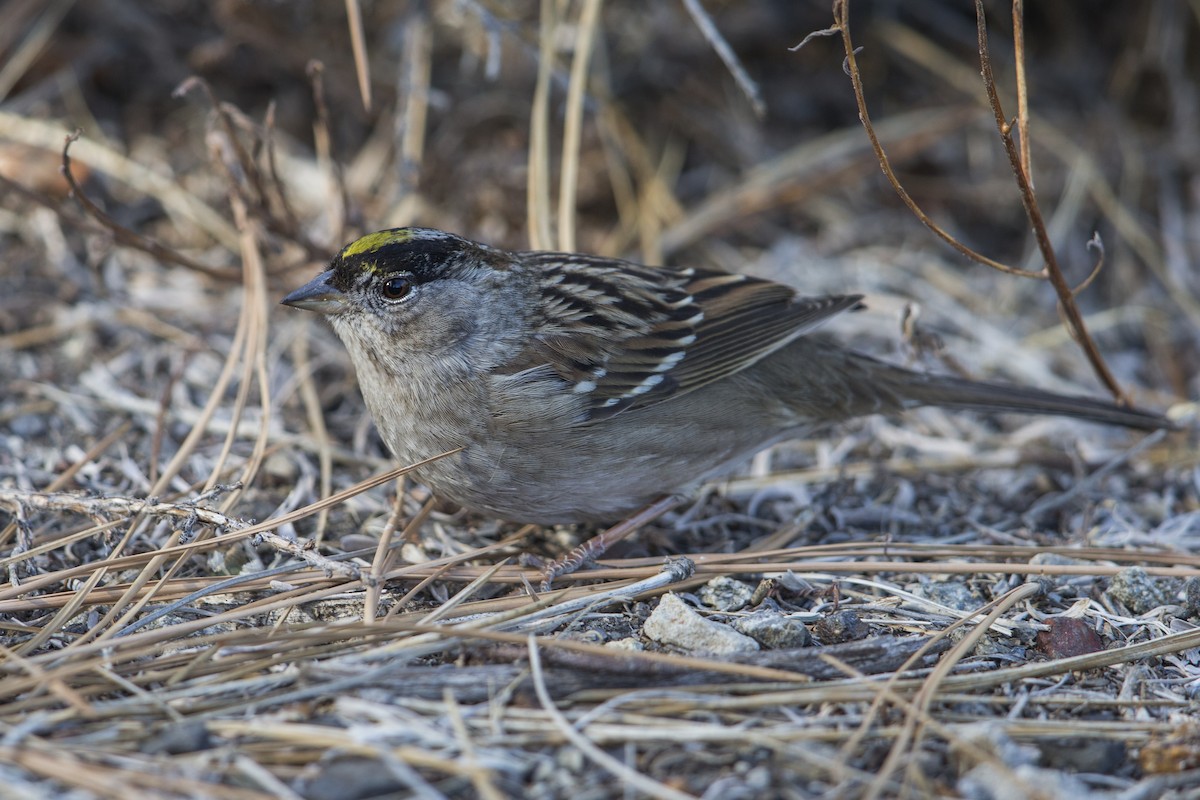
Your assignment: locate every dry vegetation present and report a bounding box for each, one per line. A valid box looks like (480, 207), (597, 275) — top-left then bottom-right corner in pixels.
(1, 1), (1199, 798)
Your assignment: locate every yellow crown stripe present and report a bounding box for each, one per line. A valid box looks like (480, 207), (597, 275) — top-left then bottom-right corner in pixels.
(341, 229), (412, 260)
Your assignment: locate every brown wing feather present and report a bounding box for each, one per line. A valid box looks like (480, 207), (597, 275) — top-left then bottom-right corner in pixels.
(516, 251), (863, 421)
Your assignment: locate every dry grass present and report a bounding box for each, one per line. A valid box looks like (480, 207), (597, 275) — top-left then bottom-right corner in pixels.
(1, 1), (1199, 798)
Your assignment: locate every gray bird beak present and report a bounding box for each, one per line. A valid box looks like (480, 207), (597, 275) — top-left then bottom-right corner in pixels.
(281, 270), (348, 314)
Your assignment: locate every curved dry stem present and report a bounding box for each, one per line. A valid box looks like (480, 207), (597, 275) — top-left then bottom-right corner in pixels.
(832, 0), (1131, 404)
(831, 0), (1042, 279)
(60, 132), (239, 281)
(974, 0), (1128, 404)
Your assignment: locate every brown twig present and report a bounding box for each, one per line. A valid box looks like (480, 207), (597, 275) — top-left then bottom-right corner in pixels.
(58, 131), (239, 281)
(830, 3), (1042, 279)
(176, 78), (329, 264)
(386, 12), (432, 221)
(1075, 232), (1106, 296)
(974, 0), (1128, 403)
(344, 0), (372, 112)
(831, 0), (1130, 405)
(557, 0), (602, 252)
(1012, 0), (1031, 183)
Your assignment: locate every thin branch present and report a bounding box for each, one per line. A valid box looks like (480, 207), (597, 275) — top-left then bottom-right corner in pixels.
(975, 0), (1128, 403)
(59, 132), (239, 281)
(174, 78), (265, 209)
(344, 0), (372, 112)
(1076, 232), (1106, 296)
(1012, 0), (1031, 182)
(387, 12), (432, 223)
(830, 1), (1042, 279)
(682, 0), (766, 117)
(0, 489), (360, 580)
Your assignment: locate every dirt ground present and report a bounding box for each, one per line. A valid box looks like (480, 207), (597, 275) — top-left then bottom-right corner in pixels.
(1, 2), (1199, 798)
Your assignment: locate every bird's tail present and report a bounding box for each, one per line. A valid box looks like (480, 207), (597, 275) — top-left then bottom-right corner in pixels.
(869, 358), (1173, 432)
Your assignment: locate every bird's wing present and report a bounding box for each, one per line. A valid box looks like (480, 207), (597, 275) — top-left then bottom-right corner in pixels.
(514, 251), (863, 421)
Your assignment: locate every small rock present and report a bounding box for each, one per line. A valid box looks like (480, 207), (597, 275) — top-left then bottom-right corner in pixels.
(698, 576), (755, 612)
(1183, 576), (1200, 618)
(777, 573), (816, 595)
(971, 636), (1027, 661)
(339, 533), (378, 552)
(1035, 617), (1104, 659)
(735, 610), (811, 649)
(1108, 566), (1169, 614)
(749, 577), (788, 606)
(812, 609), (868, 643)
(642, 592), (759, 654)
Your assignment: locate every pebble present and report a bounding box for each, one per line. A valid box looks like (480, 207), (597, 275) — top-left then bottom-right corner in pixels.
(734, 610), (811, 649)
(1183, 576), (1200, 618)
(643, 592), (759, 654)
(698, 576), (755, 612)
(812, 609), (869, 643)
(1107, 566), (1169, 615)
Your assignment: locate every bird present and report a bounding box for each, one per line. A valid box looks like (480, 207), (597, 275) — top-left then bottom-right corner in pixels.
(281, 227), (1173, 529)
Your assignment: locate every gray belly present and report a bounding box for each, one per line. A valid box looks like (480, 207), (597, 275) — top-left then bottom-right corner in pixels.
(411, 371), (802, 524)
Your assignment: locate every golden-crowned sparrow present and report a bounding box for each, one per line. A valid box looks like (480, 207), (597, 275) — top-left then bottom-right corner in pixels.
(282, 227), (1172, 525)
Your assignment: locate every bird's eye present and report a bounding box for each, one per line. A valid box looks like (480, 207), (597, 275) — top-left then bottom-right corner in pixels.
(380, 276), (414, 301)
